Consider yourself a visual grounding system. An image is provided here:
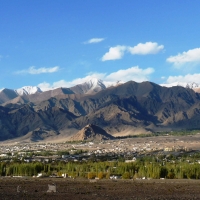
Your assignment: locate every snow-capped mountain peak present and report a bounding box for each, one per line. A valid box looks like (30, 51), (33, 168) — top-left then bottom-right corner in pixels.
(85, 78), (106, 89)
(15, 86), (42, 96)
(0, 88), (5, 92)
(79, 78), (106, 93)
(161, 82), (200, 89)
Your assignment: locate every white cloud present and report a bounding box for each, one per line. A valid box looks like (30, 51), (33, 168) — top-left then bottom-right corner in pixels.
(104, 66), (154, 83)
(101, 42), (164, 61)
(16, 66), (60, 74)
(84, 38), (105, 44)
(166, 48), (200, 66)
(101, 45), (126, 61)
(161, 73), (200, 87)
(38, 66), (154, 91)
(37, 82), (52, 91)
(128, 42), (164, 55)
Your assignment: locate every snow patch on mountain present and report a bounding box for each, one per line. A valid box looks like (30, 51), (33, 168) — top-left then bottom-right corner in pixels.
(0, 88), (5, 92)
(161, 82), (200, 89)
(81, 78), (125, 93)
(15, 86), (42, 95)
(86, 78), (106, 89)
(185, 82), (199, 89)
(161, 82), (184, 88)
(104, 80), (124, 88)
(79, 78), (106, 93)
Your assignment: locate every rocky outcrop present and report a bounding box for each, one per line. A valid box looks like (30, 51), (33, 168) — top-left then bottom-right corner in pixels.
(70, 124), (115, 141)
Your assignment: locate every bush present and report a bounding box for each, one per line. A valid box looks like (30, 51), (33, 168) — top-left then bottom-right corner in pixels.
(167, 172), (175, 179)
(88, 172), (96, 179)
(98, 172), (106, 179)
(122, 172), (131, 179)
(106, 172), (110, 179)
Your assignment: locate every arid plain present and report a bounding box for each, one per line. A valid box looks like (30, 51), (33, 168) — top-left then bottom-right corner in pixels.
(0, 177), (200, 200)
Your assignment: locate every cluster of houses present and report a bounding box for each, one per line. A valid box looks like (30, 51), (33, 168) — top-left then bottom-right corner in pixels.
(0, 138), (196, 163)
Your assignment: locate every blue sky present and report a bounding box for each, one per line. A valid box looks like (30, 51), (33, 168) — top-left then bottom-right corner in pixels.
(1, 0), (200, 90)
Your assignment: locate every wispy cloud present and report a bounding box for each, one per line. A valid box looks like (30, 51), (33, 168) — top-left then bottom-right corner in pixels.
(38, 66), (154, 91)
(101, 42), (164, 61)
(84, 38), (105, 44)
(166, 48), (200, 66)
(15, 66), (60, 74)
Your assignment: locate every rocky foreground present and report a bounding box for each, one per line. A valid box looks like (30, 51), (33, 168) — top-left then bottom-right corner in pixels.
(0, 177), (200, 200)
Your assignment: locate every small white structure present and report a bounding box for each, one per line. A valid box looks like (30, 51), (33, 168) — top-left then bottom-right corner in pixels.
(164, 147), (174, 152)
(125, 157), (136, 163)
(62, 173), (67, 178)
(110, 175), (121, 180)
(47, 184), (56, 193)
(37, 173), (43, 177)
(62, 155), (68, 159)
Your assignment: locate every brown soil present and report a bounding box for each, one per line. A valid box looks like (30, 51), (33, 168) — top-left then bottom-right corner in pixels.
(0, 177), (200, 200)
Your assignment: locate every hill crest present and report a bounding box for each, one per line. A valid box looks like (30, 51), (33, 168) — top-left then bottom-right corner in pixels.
(70, 124), (115, 141)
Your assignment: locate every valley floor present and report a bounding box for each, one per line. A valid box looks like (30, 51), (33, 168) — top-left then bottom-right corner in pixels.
(0, 177), (200, 200)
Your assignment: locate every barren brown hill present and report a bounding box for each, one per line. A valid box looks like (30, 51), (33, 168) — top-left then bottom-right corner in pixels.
(70, 124), (115, 141)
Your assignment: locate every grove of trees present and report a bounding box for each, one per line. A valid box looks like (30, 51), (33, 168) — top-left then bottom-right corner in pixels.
(1, 153), (200, 179)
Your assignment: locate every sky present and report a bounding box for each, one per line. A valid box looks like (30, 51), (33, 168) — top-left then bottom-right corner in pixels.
(1, 0), (200, 91)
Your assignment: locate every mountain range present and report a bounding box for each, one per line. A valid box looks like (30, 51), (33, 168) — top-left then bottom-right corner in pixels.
(1, 78), (200, 142)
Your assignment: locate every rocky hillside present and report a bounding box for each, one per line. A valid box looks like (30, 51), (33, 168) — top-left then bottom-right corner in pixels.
(1, 81), (200, 141)
(70, 124), (115, 141)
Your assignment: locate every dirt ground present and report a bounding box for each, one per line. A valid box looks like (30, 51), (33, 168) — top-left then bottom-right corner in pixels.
(0, 177), (200, 200)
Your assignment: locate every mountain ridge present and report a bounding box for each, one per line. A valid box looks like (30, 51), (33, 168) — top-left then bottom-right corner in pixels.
(1, 79), (200, 105)
(1, 80), (200, 142)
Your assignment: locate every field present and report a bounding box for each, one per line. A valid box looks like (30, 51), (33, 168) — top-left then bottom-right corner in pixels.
(0, 177), (200, 199)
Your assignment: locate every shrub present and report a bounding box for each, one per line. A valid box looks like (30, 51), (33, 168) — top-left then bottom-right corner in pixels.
(122, 172), (131, 179)
(98, 172), (106, 179)
(88, 172), (96, 179)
